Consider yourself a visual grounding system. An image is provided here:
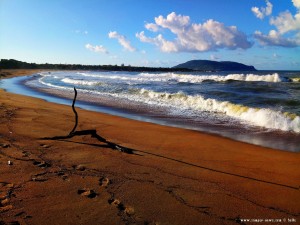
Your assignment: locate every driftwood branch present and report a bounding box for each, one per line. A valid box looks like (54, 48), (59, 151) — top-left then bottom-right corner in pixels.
(69, 87), (78, 135)
(42, 87), (133, 154)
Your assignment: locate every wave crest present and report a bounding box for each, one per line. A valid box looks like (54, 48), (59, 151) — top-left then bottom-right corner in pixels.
(140, 72), (284, 83)
(62, 78), (103, 86)
(135, 89), (300, 133)
(75, 72), (286, 83)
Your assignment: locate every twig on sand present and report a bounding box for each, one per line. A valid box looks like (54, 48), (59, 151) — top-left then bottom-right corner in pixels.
(69, 87), (78, 135)
(42, 87), (133, 154)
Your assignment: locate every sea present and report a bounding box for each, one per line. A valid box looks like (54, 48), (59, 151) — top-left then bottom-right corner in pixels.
(1, 70), (300, 152)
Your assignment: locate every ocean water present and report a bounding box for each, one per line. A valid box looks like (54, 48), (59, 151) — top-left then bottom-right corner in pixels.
(2, 70), (300, 152)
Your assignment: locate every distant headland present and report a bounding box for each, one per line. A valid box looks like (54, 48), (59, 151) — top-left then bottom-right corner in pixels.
(173, 60), (257, 71)
(0, 59), (256, 72)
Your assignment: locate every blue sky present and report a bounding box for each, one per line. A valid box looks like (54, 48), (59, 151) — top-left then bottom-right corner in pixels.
(0, 0), (299, 70)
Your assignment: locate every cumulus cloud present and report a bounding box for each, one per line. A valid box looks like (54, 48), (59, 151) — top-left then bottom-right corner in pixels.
(145, 23), (160, 32)
(108, 31), (136, 52)
(254, 30), (299, 47)
(136, 12), (252, 53)
(136, 31), (178, 52)
(85, 44), (109, 54)
(251, 0), (273, 19)
(270, 11), (300, 34)
(292, 0), (300, 8)
(253, 0), (300, 47)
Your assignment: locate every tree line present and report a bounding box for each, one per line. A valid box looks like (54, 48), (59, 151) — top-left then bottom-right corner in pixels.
(0, 59), (192, 72)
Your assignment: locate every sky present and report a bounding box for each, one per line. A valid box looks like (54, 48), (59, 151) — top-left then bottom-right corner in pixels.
(0, 0), (300, 70)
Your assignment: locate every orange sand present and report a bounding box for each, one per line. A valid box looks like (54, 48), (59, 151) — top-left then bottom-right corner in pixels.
(0, 69), (299, 225)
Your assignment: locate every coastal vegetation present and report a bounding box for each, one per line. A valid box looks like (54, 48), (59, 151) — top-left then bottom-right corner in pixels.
(0, 59), (192, 72)
(0, 59), (257, 72)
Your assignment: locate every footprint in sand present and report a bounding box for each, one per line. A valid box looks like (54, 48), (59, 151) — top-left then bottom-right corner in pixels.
(31, 175), (48, 182)
(57, 171), (69, 181)
(99, 177), (110, 187)
(0, 184), (14, 213)
(0, 185), (13, 202)
(0, 205), (12, 213)
(32, 160), (51, 168)
(108, 198), (124, 210)
(0, 201), (13, 213)
(72, 165), (86, 171)
(22, 151), (30, 157)
(0, 143), (10, 148)
(14, 211), (32, 220)
(77, 189), (98, 198)
(108, 198), (135, 216)
(124, 206), (135, 216)
(0, 182), (14, 189)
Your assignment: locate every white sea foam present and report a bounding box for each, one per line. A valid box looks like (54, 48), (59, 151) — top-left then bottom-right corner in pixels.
(291, 77), (300, 82)
(38, 77), (72, 90)
(113, 88), (300, 133)
(77, 72), (286, 83)
(38, 72), (50, 76)
(78, 72), (163, 82)
(38, 72), (61, 79)
(140, 72), (284, 83)
(61, 78), (102, 86)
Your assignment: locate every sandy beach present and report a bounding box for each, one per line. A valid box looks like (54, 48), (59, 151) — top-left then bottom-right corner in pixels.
(0, 69), (299, 225)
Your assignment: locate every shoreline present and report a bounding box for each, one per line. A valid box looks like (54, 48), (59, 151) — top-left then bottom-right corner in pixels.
(0, 69), (299, 225)
(2, 70), (300, 152)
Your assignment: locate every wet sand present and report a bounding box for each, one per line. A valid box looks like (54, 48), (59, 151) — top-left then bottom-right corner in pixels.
(0, 69), (299, 225)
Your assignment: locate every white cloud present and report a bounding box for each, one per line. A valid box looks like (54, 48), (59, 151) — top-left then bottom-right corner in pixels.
(85, 44), (109, 54)
(254, 30), (299, 47)
(251, 0), (273, 19)
(270, 11), (300, 34)
(136, 12), (252, 53)
(145, 23), (159, 32)
(108, 31), (136, 52)
(136, 31), (178, 52)
(292, 0), (300, 9)
(253, 0), (300, 47)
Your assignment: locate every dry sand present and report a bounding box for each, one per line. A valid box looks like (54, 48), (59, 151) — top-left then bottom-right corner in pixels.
(0, 69), (299, 225)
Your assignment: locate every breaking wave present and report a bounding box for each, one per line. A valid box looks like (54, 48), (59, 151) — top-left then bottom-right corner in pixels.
(117, 88), (300, 133)
(61, 78), (103, 86)
(77, 72), (289, 83)
(291, 77), (300, 82)
(36, 72), (300, 133)
(139, 72), (286, 83)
